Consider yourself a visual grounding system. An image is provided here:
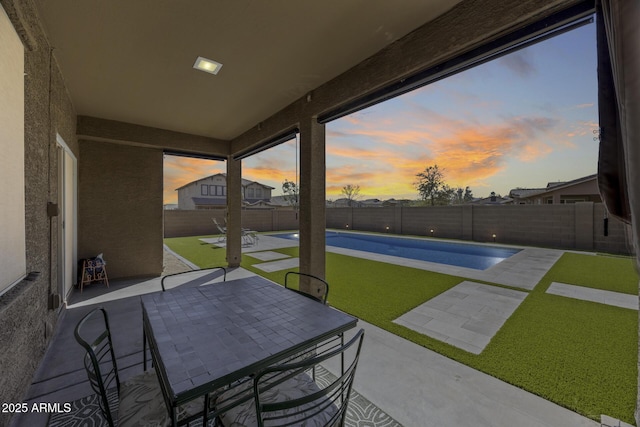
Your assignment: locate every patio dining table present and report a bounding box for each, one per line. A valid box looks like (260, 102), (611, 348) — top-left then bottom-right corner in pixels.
(141, 275), (358, 426)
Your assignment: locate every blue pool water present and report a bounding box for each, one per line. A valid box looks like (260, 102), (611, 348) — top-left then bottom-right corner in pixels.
(273, 231), (520, 270)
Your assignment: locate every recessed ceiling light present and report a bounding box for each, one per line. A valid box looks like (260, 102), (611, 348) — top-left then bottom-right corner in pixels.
(193, 56), (223, 75)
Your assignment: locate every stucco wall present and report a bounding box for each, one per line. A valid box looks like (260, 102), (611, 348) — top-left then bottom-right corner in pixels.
(330, 204), (631, 254)
(0, 0), (78, 424)
(78, 141), (163, 279)
(164, 204), (632, 255)
(165, 204), (633, 255)
(164, 210), (227, 237)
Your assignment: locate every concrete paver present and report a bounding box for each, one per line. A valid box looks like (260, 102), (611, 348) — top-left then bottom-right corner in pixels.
(252, 257), (300, 272)
(547, 282), (638, 310)
(245, 250), (291, 261)
(394, 281), (528, 354)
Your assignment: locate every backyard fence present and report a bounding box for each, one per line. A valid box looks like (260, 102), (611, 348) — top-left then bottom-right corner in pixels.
(164, 202), (634, 255)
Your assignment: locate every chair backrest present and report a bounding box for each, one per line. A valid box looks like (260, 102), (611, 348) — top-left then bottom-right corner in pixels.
(253, 329), (365, 427)
(161, 267), (227, 291)
(212, 217), (226, 233)
(74, 307), (120, 426)
(284, 272), (329, 304)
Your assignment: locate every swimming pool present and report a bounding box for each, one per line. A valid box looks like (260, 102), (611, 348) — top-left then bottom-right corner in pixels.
(273, 231), (520, 270)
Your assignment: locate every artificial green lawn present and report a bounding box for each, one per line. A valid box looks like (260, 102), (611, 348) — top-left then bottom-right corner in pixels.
(165, 235), (639, 424)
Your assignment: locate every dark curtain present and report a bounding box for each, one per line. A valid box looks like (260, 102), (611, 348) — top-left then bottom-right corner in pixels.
(596, 3), (630, 224)
(596, 1), (640, 424)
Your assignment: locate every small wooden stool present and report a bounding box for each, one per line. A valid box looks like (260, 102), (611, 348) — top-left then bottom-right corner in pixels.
(79, 258), (109, 292)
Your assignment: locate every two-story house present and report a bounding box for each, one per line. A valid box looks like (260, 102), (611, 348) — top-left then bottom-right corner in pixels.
(176, 173), (274, 209)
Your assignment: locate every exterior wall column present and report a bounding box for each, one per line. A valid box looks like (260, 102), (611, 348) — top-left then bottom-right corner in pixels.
(299, 117), (326, 295)
(226, 156), (242, 267)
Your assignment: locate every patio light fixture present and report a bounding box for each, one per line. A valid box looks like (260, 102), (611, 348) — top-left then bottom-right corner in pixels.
(492, 233), (497, 242)
(193, 56), (223, 75)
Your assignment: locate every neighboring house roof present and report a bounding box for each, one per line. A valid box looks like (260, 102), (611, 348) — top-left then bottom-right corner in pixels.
(244, 198), (271, 205)
(175, 173), (275, 191)
(360, 198), (383, 207)
(509, 188), (546, 198)
(509, 174), (598, 200)
(541, 174), (597, 193)
(191, 197), (227, 206)
(383, 198), (413, 206)
(270, 195), (293, 206)
(472, 195), (513, 205)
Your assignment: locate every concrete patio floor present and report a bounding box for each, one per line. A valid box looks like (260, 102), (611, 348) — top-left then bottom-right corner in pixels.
(11, 244), (601, 427)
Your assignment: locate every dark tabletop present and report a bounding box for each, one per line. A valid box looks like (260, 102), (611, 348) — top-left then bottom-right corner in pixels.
(141, 275), (357, 405)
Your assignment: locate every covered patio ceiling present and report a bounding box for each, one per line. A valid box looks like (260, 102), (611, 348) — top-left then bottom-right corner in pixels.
(33, 0), (460, 142)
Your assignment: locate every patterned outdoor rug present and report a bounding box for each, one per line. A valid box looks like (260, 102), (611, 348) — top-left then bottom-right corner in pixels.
(49, 365), (402, 426)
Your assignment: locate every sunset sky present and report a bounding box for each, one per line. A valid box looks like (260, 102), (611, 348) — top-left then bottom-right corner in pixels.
(164, 21), (598, 204)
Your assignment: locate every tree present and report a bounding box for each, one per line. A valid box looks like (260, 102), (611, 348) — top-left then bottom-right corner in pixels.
(463, 186), (474, 203)
(341, 184), (361, 207)
(282, 179), (299, 209)
(452, 186), (474, 204)
(415, 165), (445, 206)
(434, 184), (456, 206)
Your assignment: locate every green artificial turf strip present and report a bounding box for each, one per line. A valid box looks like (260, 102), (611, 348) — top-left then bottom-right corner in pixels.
(477, 292), (637, 423)
(544, 252), (638, 294)
(166, 239), (639, 424)
(164, 235), (228, 267)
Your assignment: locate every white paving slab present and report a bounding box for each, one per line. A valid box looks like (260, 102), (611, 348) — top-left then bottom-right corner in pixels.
(252, 257), (300, 272)
(547, 282), (638, 310)
(245, 250), (291, 261)
(394, 281), (528, 354)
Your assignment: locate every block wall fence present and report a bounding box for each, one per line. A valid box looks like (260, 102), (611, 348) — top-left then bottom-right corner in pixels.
(164, 202), (634, 255)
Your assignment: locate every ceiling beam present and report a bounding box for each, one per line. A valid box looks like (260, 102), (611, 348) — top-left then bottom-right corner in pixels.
(77, 115), (229, 157)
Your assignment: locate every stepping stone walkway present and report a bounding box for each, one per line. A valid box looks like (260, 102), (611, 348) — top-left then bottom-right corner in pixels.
(246, 251), (291, 261)
(252, 257), (300, 273)
(394, 281), (528, 354)
(546, 282), (638, 310)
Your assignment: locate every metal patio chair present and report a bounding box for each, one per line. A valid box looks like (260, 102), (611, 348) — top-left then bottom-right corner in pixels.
(285, 271), (329, 305)
(161, 266), (227, 291)
(76, 307), (205, 426)
(74, 307), (171, 426)
(217, 329), (365, 427)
